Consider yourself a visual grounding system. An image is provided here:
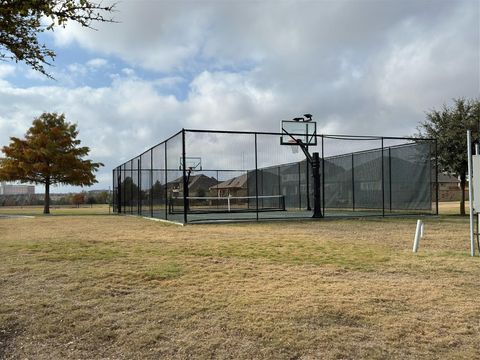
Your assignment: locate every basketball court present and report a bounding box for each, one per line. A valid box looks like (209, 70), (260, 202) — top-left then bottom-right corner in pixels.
(112, 115), (437, 224)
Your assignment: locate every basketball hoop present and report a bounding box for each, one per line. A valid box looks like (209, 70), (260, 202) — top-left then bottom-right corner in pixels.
(288, 139), (299, 154)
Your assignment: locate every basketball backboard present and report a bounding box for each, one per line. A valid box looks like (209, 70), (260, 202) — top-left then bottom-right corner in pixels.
(179, 157), (202, 171)
(281, 120), (317, 146)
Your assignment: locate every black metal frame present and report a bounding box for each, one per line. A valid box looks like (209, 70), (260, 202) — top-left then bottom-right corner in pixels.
(112, 128), (437, 224)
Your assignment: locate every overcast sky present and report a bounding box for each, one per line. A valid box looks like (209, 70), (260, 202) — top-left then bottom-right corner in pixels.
(0, 0), (478, 193)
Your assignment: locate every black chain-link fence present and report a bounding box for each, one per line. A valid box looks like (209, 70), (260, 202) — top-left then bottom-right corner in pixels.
(113, 129), (437, 224)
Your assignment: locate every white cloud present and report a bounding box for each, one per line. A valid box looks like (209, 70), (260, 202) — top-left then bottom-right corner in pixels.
(86, 58), (108, 68)
(120, 68), (135, 77)
(0, 64), (15, 78)
(67, 63), (88, 76)
(0, 0), (478, 192)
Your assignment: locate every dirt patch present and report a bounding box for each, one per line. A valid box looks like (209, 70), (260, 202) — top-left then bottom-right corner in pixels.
(0, 320), (23, 359)
(0, 215), (34, 219)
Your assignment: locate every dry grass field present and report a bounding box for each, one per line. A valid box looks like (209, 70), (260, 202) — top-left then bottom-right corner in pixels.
(1, 203), (479, 359)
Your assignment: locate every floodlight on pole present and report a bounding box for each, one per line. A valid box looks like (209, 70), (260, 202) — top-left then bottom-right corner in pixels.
(292, 117), (304, 122)
(303, 114), (313, 121)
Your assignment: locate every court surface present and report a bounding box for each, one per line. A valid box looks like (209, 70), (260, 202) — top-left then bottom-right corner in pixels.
(143, 208), (433, 224)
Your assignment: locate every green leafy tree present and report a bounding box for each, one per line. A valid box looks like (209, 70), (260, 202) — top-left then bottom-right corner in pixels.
(151, 180), (164, 200)
(0, 0), (115, 78)
(417, 98), (480, 215)
(0, 112), (103, 214)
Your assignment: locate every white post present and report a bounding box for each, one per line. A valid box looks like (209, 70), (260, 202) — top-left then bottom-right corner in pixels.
(413, 219), (422, 253)
(227, 195), (231, 212)
(478, 212), (480, 252)
(467, 130), (475, 256)
(476, 145), (479, 252)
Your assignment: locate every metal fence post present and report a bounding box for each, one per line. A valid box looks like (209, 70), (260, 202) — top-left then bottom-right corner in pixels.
(120, 166), (123, 214)
(352, 152), (355, 212)
(435, 139), (439, 215)
(165, 142), (168, 220)
(130, 160), (133, 214)
(381, 138), (385, 217)
(138, 158), (141, 215)
(389, 147), (392, 212)
(150, 148), (153, 218)
(117, 167), (121, 213)
(112, 169), (115, 213)
(122, 166), (124, 213)
(322, 135), (325, 216)
(255, 133), (259, 221)
(181, 129), (188, 224)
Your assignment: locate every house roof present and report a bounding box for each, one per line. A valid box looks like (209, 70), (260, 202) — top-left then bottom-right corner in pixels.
(169, 174), (218, 189)
(210, 173), (247, 190)
(189, 174), (218, 190)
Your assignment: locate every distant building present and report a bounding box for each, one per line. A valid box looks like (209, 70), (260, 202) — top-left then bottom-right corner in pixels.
(436, 173), (464, 201)
(210, 174), (248, 197)
(167, 174), (218, 198)
(0, 182), (35, 195)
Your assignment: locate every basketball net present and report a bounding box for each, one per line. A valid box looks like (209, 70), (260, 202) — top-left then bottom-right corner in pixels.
(288, 139), (299, 154)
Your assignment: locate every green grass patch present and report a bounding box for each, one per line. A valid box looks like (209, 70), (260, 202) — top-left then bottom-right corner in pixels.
(143, 263), (183, 281)
(170, 239), (390, 270)
(25, 241), (124, 262)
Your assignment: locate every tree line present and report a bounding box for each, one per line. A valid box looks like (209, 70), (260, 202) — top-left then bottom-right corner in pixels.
(0, 191), (111, 207)
(1, 101), (479, 215)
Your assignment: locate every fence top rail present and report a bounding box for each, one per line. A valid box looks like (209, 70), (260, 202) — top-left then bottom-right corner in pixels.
(183, 128), (435, 141)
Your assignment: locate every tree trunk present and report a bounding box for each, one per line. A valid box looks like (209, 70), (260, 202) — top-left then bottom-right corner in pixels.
(44, 179), (50, 214)
(460, 173), (466, 216)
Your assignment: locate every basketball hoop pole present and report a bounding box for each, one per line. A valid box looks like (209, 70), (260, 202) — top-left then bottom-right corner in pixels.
(306, 141), (311, 211)
(296, 140), (322, 218)
(311, 152), (322, 218)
